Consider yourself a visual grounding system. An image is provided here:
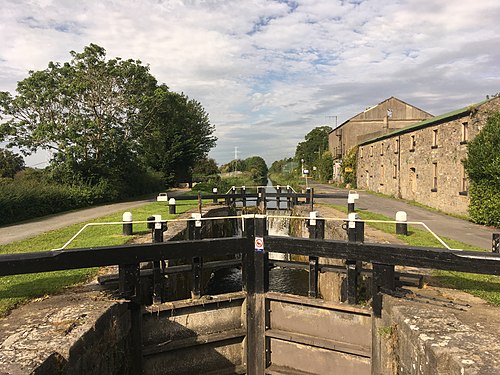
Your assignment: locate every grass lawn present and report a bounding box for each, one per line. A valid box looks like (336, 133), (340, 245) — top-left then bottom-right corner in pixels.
(319, 203), (500, 306)
(0, 199), (200, 317)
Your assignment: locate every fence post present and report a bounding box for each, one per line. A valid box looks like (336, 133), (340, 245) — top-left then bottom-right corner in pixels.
(231, 186), (236, 205)
(276, 185), (281, 209)
(242, 186), (247, 208)
(372, 263), (395, 318)
(307, 211), (324, 298)
(305, 187), (311, 206)
(189, 213), (203, 299)
(309, 187), (315, 211)
(152, 215), (164, 243)
(257, 187), (267, 212)
(346, 212), (362, 304)
(244, 214), (269, 374)
(493, 233), (500, 253)
(122, 212), (133, 235)
(152, 215), (166, 304)
(118, 261), (142, 373)
(286, 185), (292, 209)
(212, 187), (218, 203)
(396, 211), (408, 236)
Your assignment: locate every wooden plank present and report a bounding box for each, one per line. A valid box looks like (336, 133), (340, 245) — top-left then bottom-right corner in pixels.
(266, 292), (371, 315)
(267, 299), (371, 353)
(266, 237), (500, 275)
(268, 337), (371, 375)
(266, 329), (371, 357)
(142, 328), (246, 356)
(0, 237), (247, 276)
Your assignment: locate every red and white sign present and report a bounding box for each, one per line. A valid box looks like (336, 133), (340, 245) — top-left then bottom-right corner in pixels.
(255, 236), (264, 252)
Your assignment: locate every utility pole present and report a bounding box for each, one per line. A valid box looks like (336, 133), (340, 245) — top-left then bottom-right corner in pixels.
(326, 115), (338, 128)
(234, 146), (239, 173)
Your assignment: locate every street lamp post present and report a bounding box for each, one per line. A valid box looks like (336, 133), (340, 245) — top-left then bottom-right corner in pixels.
(301, 158), (304, 177)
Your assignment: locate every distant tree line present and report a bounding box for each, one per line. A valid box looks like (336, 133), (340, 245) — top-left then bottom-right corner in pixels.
(0, 44), (216, 224)
(220, 156), (268, 185)
(270, 126), (334, 184)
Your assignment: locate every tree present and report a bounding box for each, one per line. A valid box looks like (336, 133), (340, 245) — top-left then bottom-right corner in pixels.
(317, 151), (333, 182)
(464, 112), (500, 226)
(0, 148), (24, 178)
(139, 85), (217, 185)
(244, 156), (268, 185)
(0, 44), (157, 189)
(192, 157), (219, 182)
(0, 44), (217, 193)
(341, 146), (357, 187)
(295, 126), (332, 170)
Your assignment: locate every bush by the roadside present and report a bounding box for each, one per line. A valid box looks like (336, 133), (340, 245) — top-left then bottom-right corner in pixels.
(0, 169), (164, 226)
(468, 181), (500, 227)
(0, 180), (109, 226)
(464, 112), (500, 227)
(268, 172), (303, 191)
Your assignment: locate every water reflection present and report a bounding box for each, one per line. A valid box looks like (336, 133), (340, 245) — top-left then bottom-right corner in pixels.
(206, 266), (308, 296)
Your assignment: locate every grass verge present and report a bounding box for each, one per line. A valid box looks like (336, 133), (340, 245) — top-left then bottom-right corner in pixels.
(319, 203), (500, 306)
(0, 200), (200, 317)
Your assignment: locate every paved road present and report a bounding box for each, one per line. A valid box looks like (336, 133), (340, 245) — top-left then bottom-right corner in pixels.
(0, 190), (188, 245)
(308, 181), (498, 251)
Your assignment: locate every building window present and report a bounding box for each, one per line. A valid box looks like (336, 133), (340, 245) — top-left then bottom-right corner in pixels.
(461, 122), (469, 144)
(432, 129), (438, 149)
(380, 142), (384, 156)
(393, 164), (397, 179)
(394, 138), (399, 154)
(459, 164), (468, 195)
(431, 162), (438, 192)
(410, 135), (416, 151)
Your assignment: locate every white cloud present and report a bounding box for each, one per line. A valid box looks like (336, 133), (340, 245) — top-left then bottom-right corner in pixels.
(1, 0), (499, 166)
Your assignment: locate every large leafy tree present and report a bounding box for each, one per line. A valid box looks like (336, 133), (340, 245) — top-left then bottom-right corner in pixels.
(0, 44), (157, 186)
(0, 44), (216, 191)
(295, 126), (332, 170)
(139, 85), (216, 185)
(244, 156), (268, 185)
(0, 148), (24, 178)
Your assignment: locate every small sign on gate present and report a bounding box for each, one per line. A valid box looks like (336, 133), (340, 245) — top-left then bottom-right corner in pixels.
(255, 236), (265, 252)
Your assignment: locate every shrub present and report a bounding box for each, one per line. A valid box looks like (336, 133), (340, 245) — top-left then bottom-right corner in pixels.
(341, 146), (358, 187)
(464, 112), (500, 227)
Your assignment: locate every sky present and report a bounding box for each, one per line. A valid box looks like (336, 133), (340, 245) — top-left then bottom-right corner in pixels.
(1, 0), (499, 167)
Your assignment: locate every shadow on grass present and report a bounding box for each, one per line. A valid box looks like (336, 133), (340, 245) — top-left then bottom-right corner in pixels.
(0, 269), (95, 299)
(431, 271), (500, 305)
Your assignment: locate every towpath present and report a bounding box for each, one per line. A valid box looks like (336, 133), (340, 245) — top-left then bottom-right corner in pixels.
(0, 189), (188, 245)
(308, 180), (498, 251)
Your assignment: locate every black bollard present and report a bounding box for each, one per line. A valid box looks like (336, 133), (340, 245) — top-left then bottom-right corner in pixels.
(212, 187), (218, 203)
(395, 211), (408, 236)
(168, 198), (176, 214)
(122, 212), (133, 236)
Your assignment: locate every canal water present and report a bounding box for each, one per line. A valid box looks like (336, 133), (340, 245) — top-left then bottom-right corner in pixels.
(206, 180), (309, 296)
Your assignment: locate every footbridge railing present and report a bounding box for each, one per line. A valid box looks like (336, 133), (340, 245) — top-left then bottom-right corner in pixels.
(0, 215), (498, 374)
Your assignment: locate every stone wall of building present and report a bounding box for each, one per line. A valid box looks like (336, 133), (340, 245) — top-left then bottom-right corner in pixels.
(356, 97), (500, 216)
(329, 97), (432, 160)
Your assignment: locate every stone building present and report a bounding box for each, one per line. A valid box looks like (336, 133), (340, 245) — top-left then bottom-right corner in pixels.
(356, 96), (500, 216)
(328, 97), (433, 160)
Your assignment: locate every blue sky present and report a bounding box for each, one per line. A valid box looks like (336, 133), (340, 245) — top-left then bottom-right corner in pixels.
(1, 0), (499, 167)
